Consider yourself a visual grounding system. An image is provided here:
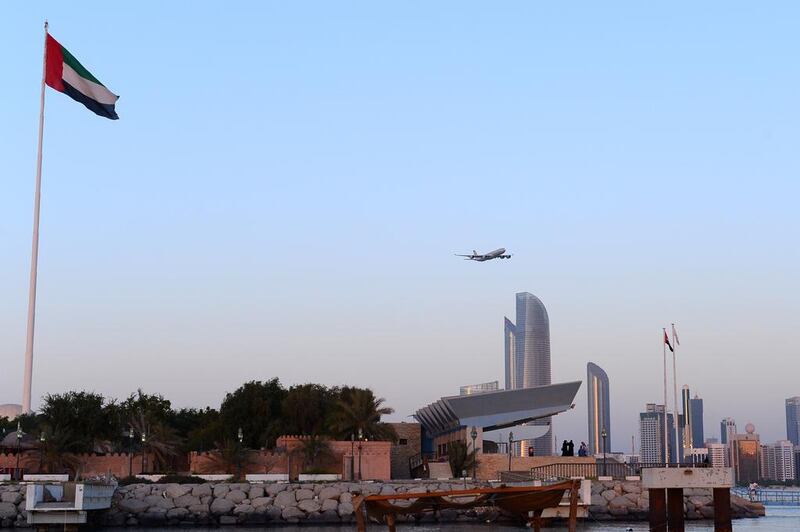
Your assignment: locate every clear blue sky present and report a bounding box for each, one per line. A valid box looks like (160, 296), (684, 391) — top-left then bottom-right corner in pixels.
(1, 2), (798, 450)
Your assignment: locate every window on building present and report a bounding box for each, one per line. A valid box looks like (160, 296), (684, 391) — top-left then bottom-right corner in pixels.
(398, 438), (408, 445)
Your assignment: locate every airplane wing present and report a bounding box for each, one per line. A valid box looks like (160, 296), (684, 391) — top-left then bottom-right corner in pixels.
(454, 254), (476, 258)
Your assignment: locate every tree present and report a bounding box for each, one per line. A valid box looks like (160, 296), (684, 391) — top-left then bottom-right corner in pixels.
(172, 407), (221, 452)
(219, 379), (286, 449)
(293, 436), (334, 473)
(332, 387), (396, 441)
(197, 438), (264, 480)
(39, 391), (110, 452)
(282, 384), (338, 437)
(129, 411), (181, 472)
(447, 440), (478, 478)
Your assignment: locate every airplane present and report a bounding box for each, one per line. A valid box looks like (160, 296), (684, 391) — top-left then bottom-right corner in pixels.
(455, 248), (512, 261)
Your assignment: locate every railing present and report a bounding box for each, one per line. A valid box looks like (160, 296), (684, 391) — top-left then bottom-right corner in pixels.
(513, 462), (709, 481)
(731, 487), (800, 506)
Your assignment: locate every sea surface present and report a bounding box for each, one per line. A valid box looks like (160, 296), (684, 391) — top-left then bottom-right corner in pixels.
(112, 506), (800, 530)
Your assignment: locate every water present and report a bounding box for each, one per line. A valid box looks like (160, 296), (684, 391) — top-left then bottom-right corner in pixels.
(114, 507), (800, 530)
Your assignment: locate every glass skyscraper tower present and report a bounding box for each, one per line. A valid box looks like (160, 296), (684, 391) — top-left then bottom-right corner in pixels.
(587, 363), (610, 455)
(786, 397), (800, 446)
(504, 292), (552, 455)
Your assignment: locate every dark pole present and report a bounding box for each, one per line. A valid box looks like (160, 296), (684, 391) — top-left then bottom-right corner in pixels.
(15, 422), (22, 481)
(470, 427), (478, 480)
(38, 432), (45, 472)
(237, 427), (244, 480)
(358, 428), (364, 481)
(141, 432), (147, 474)
(128, 427), (134, 477)
(507, 431), (514, 471)
(601, 428), (608, 477)
(350, 433), (355, 481)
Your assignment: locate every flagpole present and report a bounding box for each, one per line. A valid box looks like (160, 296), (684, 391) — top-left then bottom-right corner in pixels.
(662, 329), (668, 464)
(22, 20), (48, 414)
(671, 323), (680, 464)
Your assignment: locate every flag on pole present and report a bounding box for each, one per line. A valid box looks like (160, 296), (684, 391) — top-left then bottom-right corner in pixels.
(664, 329), (674, 352)
(45, 34), (119, 119)
(672, 323), (680, 346)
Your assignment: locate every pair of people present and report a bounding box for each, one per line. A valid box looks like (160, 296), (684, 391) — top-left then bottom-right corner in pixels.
(561, 439), (575, 456)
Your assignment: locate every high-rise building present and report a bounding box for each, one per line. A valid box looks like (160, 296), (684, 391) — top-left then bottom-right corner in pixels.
(639, 403), (676, 463)
(681, 386), (693, 454)
(732, 424), (761, 484)
(587, 363), (611, 456)
(785, 397), (800, 446)
(504, 292), (552, 455)
(794, 446), (800, 481)
(690, 394), (704, 449)
(720, 418), (736, 445)
(459, 381), (499, 396)
(760, 440), (795, 482)
(707, 443), (728, 468)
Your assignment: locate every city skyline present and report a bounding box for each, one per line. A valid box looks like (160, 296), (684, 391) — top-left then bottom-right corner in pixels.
(2, 2), (799, 448)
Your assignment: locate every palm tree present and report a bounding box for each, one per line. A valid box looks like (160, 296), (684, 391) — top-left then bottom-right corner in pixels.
(293, 436), (334, 472)
(447, 440), (478, 479)
(36, 425), (84, 479)
(129, 412), (181, 472)
(332, 388), (397, 441)
(198, 438), (263, 480)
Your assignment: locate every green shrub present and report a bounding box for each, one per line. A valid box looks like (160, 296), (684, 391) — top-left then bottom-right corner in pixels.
(118, 476), (153, 486)
(156, 474), (209, 484)
(301, 467), (336, 475)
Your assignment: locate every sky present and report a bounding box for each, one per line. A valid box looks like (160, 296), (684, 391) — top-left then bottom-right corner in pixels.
(1, 2), (799, 451)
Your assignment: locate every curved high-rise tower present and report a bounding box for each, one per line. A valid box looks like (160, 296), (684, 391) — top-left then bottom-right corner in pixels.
(587, 362), (611, 455)
(505, 292), (552, 455)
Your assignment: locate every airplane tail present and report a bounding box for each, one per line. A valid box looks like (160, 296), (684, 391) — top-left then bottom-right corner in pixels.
(473, 250), (478, 256)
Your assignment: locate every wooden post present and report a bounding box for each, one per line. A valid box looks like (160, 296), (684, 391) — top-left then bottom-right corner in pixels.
(667, 488), (685, 531)
(713, 488), (732, 532)
(528, 509), (542, 532)
(567, 479), (579, 532)
(353, 496), (366, 532)
(385, 513), (396, 532)
(649, 488), (667, 532)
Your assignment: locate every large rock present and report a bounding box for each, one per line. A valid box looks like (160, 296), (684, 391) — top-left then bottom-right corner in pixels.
(139, 508), (168, 524)
(226, 490), (247, 503)
(321, 498), (339, 512)
(0, 503), (18, 519)
(0, 493), (22, 505)
(319, 486), (341, 501)
(601, 489), (617, 501)
(281, 506), (305, 521)
(298, 499), (321, 513)
(251, 497), (273, 508)
(210, 498), (235, 515)
(188, 503), (210, 515)
(249, 486), (264, 499)
(274, 490), (296, 508)
(144, 494), (175, 510)
(339, 492), (353, 503)
(173, 494), (201, 508)
(266, 483), (287, 496)
(165, 484), (192, 499)
(233, 504), (255, 515)
(192, 484), (212, 498)
(119, 498), (150, 514)
(295, 488), (314, 501)
(213, 485), (230, 498)
(338, 502), (354, 517)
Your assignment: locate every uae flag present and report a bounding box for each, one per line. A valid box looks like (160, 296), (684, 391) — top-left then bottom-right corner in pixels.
(45, 34), (119, 119)
(664, 330), (674, 352)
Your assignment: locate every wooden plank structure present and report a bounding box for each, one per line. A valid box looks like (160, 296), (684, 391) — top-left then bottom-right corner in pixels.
(353, 479), (580, 532)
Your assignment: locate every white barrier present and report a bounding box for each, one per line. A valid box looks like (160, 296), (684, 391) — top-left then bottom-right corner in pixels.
(245, 474), (288, 482)
(195, 474), (233, 481)
(23, 474), (69, 482)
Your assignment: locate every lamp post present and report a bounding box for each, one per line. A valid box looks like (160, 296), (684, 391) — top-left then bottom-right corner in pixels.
(357, 428), (363, 481)
(38, 432), (46, 472)
(507, 431), (514, 471)
(601, 427), (608, 477)
(15, 422), (23, 481)
(141, 432), (147, 475)
(237, 427), (244, 480)
(127, 427), (134, 477)
(350, 433), (355, 481)
(470, 427), (478, 480)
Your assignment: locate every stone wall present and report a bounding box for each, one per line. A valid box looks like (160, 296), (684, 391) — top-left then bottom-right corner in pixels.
(388, 423), (421, 480)
(0, 453), (151, 478)
(0, 479), (765, 528)
(588, 479), (765, 521)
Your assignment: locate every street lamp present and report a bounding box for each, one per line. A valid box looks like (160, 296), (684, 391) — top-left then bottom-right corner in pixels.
(350, 433), (355, 480)
(470, 427), (478, 480)
(141, 432), (147, 474)
(507, 431), (514, 471)
(601, 427), (608, 477)
(237, 427), (244, 480)
(38, 432), (46, 472)
(127, 427), (134, 477)
(357, 428), (364, 481)
(15, 422), (23, 481)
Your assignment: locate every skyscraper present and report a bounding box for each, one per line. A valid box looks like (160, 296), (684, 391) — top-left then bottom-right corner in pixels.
(587, 363), (611, 455)
(639, 403), (676, 463)
(785, 397), (800, 446)
(731, 424), (761, 484)
(681, 386), (693, 454)
(504, 292), (552, 455)
(720, 418), (736, 445)
(690, 394), (704, 449)
(760, 440), (796, 482)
